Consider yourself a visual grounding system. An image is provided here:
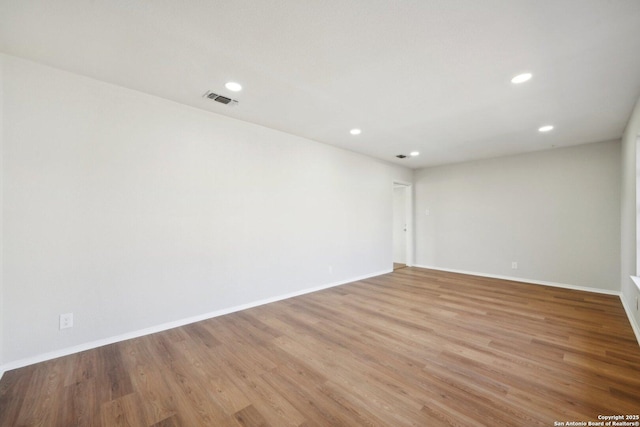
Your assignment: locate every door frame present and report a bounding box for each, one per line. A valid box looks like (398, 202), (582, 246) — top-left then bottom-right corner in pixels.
(392, 181), (414, 267)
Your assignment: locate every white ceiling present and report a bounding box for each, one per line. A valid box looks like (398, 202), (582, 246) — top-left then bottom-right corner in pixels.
(2, 0), (640, 168)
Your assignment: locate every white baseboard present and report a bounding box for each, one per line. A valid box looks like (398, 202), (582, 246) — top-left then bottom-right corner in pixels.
(412, 264), (621, 296)
(0, 269), (391, 375)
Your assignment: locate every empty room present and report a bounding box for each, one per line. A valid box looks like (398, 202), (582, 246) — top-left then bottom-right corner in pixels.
(1, 1), (640, 426)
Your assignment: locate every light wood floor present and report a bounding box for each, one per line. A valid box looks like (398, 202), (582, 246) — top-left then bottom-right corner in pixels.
(1, 268), (639, 426)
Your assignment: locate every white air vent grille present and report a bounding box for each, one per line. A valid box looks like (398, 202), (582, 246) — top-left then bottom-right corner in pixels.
(203, 91), (238, 106)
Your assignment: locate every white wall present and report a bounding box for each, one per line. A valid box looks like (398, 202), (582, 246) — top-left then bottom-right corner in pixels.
(621, 95), (640, 336)
(0, 56), (4, 369)
(0, 54), (412, 366)
(414, 140), (621, 292)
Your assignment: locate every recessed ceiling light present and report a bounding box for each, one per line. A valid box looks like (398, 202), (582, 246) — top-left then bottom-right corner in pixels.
(538, 125), (554, 132)
(511, 73), (532, 84)
(410, 151), (420, 157)
(225, 82), (242, 92)
(350, 128), (362, 135)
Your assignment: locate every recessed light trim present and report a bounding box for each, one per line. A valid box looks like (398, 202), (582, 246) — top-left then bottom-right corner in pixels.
(225, 82), (243, 92)
(538, 125), (554, 132)
(511, 73), (532, 84)
(410, 151), (420, 157)
(350, 128), (362, 135)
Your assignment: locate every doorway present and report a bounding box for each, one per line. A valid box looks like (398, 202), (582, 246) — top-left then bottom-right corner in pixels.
(393, 181), (413, 270)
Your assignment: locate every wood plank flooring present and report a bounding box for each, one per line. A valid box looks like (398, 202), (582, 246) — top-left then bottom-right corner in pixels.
(1, 267), (639, 426)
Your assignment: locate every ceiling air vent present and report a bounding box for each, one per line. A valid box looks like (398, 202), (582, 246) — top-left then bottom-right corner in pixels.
(203, 91), (238, 106)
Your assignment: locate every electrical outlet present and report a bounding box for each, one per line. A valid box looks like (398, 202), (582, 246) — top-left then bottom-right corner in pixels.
(328, 265), (333, 274)
(511, 262), (518, 270)
(60, 313), (74, 330)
